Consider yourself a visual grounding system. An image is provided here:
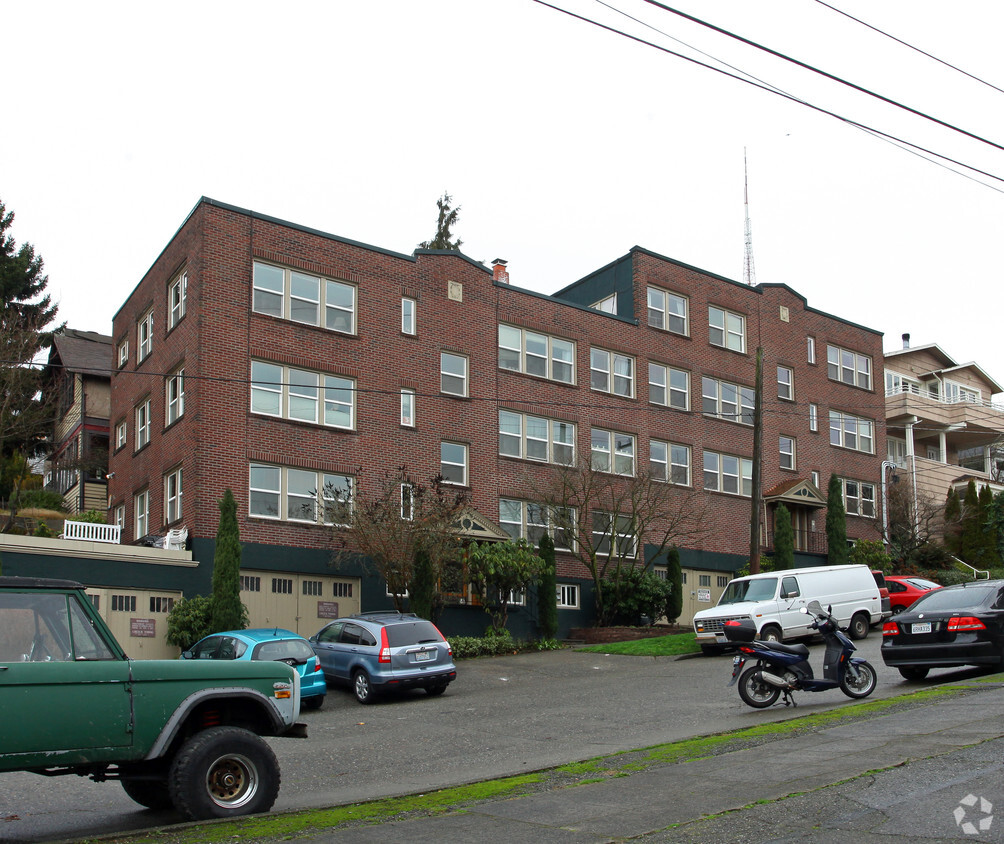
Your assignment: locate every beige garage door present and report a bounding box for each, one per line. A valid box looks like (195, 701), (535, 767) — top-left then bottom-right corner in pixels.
(239, 571), (361, 637)
(85, 587), (184, 659)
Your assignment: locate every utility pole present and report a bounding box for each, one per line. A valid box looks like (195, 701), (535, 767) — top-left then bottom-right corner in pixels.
(743, 150), (763, 573)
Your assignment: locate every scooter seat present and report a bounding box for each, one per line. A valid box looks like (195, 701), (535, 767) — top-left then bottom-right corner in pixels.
(764, 641), (810, 656)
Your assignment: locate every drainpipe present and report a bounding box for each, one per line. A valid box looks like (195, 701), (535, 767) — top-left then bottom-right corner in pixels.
(905, 417), (920, 535)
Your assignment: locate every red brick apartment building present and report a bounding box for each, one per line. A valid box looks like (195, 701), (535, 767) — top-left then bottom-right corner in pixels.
(107, 197), (886, 637)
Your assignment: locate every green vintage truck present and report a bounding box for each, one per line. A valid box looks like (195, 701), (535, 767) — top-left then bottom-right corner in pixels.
(0, 576), (306, 820)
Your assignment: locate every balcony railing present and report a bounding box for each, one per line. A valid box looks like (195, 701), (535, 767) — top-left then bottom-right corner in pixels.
(61, 520), (121, 544)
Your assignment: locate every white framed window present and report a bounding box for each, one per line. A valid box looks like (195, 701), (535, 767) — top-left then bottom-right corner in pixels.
(650, 439), (669, 482)
(885, 371), (923, 396)
(250, 361), (355, 430)
(440, 352), (468, 396)
(135, 399), (151, 450)
(777, 366), (793, 400)
(650, 440), (690, 485)
(842, 479), (876, 518)
(440, 441), (468, 486)
(249, 464), (281, 519)
(809, 403), (818, 432)
(166, 368), (185, 425)
(807, 336), (816, 364)
(557, 584), (579, 609)
(647, 287), (688, 334)
(591, 293), (617, 313)
(827, 345), (872, 390)
(780, 436), (796, 470)
(708, 306), (745, 352)
(113, 504), (125, 530)
(887, 437), (908, 468)
(402, 297), (416, 335)
(703, 450), (753, 497)
(401, 389), (415, 427)
(134, 489), (149, 538)
(590, 347), (634, 397)
(499, 499), (575, 551)
(137, 310), (153, 362)
(648, 363), (689, 410)
(248, 463), (353, 525)
(591, 428), (635, 476)
(498, 324), (575, 384)
(164, 466), (183, 524)
(498, 410), (575, 465)
(811, 470), (820, 488)
(168, 271), (187, 329)
(592, 511), (637, 559)
(829, 410), (874, 454)
(321, 473), (353, 525)
(115, 419), (127, 450)
(117, 339), (129, 368)
(945, 381), (980, 404)
(252, 261), (356, 334)
(702, 377), (754, 425)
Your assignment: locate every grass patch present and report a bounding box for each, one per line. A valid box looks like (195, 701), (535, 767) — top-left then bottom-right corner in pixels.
(575, 631), (700, 656)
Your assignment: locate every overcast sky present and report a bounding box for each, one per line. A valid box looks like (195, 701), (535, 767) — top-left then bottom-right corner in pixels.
(5, 1), (1003, 394)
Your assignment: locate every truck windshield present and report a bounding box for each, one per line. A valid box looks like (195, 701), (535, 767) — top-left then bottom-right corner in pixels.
(718, 577), (778, 605)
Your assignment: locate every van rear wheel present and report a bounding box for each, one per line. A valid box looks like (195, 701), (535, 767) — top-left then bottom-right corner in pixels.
(848, 613), (870, 640)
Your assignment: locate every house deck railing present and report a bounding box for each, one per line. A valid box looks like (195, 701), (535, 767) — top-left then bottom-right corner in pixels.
(61, 520), (121, 544)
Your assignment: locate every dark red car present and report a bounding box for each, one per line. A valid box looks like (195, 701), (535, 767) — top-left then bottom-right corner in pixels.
(885, 575), (941, 614)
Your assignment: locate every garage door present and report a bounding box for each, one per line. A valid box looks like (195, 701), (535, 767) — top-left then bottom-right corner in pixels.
(239, 571), (361, 637)
(85, 587), (184, 659)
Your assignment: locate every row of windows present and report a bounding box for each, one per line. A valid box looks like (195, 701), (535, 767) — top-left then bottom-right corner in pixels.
(117, 368), (184, 453)
(118, 271), (188, 368)
(116, 467), (183, 538)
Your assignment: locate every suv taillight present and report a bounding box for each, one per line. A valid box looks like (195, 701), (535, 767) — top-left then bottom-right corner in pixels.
(378, 627), (392, 663)
(433, 623), (452, 657)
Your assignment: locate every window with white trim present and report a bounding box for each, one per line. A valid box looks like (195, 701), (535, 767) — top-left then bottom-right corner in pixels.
(135, 399), (151, 450)
(440, 441), (468, 486)
(250, 361), (355, 429)
(557, 584), (579, 609)
(499, 410), (575, 465)
(590, 347), (634, 397)
(137, 310), (153, 362)
(829, 410), (874, 454)
(166, 367), (184, 425)
(702, 377), (754, 425)
(807, 336), (816, 364)
(164, 466), (183, 524)
(134, 489), (149, 538)
(113, 504), (125, 530)
(401, 483), (414, 520)
(703, 450), (753, 496)
(252, 261), (356, 334)
(440, 352), (468, 397)
(647, 287), (688, 334)
(592, 511), (637, 558)
(827, 345), (872, 390)
(117, 339), (129, 368)
(498, 324), (574, 384)
(499, 499), (575, 550)
(591, 428), (635, 476)
(401, 389), (415, 427)
(648, 363), (689, 410)
(708, 306), (745, 352)
(650, 439), (691, 485)
(777, 365), (793, 400)
(811, 470), (820, 488)
(945, 381), (980, 404)
(809, 403), (818, 432)
(591, 293), (617, 313)
(842, 479), (876, 517)
(884, 371), (923, 396)
(168, 271), (187, 330)
(248, 463), (353, 525)
(402, 297), (416, 335)
(115, 419), (127, 450)
(779, 436), (796, 470)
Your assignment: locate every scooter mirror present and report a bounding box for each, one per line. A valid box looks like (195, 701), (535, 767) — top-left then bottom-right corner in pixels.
(799, 606), (809, 615)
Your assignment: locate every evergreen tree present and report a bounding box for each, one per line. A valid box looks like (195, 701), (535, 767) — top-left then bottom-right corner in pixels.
(826, 475), (848, 566)
(418, 192), (463, 250)
(772, 504), (794, 570)
(536, 532), (558, 639)
(990, 491), (1004, 566)
(960, 480), (981, 563)
(211, 489), (247, 632)
(978, 483), (1000, 567)
(408, 548), (441, 622)
(664, 546), (683, 625)
(943, 487), (962, 556)
(1, 198), (59, 346)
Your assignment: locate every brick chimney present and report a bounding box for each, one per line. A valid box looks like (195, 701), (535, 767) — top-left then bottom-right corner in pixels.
(902, 333), (910, 349)
(492, 259), (509, 284)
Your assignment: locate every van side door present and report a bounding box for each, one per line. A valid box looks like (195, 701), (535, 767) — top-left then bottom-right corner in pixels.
(777, 575), (810, 636)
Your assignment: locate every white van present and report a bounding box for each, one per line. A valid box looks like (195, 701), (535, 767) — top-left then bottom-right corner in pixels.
(693, 564), (882, 654)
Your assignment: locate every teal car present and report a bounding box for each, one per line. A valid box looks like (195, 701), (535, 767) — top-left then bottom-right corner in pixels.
(183, 628), (327, 709)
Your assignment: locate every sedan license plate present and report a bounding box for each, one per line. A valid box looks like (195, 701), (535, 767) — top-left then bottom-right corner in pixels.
(912, 622), (932, 634)
(415, 650), (432, 662)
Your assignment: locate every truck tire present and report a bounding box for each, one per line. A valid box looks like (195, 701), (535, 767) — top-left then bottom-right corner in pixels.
(848, 612), (870, 640)
(167, 726), (280, 820)
(121, 776), (173, 810)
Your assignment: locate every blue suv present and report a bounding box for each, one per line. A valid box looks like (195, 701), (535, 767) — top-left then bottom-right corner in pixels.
(309, 613), (456, 704)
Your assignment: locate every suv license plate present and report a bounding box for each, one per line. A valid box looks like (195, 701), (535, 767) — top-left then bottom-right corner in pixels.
(415, 650), (432, 661)
(912, 622), (932, 634)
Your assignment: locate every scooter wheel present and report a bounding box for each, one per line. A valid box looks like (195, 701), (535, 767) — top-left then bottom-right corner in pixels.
(737, 666), (781, 708)
(840, 660), (877, 699)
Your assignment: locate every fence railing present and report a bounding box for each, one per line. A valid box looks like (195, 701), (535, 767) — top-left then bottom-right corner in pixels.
(61, 520), (121, 544)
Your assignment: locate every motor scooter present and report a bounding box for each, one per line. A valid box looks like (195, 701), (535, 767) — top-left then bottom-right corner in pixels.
(724, 600), (877, 708)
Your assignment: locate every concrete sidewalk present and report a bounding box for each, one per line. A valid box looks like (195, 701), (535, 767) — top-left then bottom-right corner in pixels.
(314, 681), (1004, 843)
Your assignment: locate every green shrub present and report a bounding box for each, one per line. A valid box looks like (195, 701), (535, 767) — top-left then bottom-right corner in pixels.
(449, 635), (563, 659)
(166, 595), (214, 651)
(600, 567), (673, 626)
(76, 509), (107, 524)
(17, 489), (65, 511)
(33, 521), (55, 538)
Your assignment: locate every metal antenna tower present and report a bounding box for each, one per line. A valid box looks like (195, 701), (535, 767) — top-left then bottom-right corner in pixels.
(743, 148), (757, 287)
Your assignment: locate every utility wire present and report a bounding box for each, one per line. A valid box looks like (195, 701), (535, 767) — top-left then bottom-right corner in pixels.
(810, 0), (1004, 97)
(531, 0), (1004, 186)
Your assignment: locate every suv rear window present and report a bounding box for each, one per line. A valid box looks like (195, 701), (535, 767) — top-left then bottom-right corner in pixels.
(385, 621), (444, 647)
